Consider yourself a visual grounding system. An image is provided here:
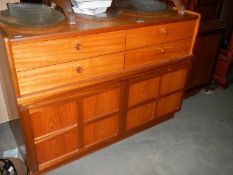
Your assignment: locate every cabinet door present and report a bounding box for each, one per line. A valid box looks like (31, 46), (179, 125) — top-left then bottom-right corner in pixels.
(157, 66), (188, 118)
(29, 100), (80, 167)
(126, 76), (159, 131)
(82, 87), (121, 147)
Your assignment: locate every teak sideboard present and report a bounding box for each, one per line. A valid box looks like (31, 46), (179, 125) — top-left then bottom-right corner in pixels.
(0, 9), (200, 174)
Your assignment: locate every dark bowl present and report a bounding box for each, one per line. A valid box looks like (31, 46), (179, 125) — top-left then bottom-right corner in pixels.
(131, 0), (167, 12)
(6, 2), (65, 25)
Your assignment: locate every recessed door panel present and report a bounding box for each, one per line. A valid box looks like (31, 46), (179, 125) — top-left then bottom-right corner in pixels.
(128, 77), (159, 107)
(30, 101), (78, 138)
(35, 128), (79, 165)
(156, 92), (183, 117)
(83, 88), (120, 122)
(126, 102), (155, 130)
(160, 68), (188, 96)
(83, 115), (118, 147)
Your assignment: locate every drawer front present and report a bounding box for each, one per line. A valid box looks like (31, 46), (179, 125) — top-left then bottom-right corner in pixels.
(125, 39), (191, 69)
(12, 31), (126, 71)
(17, 52), (124, 95)
(126, 20), (196, 50)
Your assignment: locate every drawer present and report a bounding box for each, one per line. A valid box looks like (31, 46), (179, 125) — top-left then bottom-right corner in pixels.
(124, 39), (191, 69)
(17, 52), (124, 95)
(12, 31), (126, 71)
(126, 20), (196, 50)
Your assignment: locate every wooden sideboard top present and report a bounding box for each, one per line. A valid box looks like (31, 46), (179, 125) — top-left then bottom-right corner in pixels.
(0, 9), (197, 43)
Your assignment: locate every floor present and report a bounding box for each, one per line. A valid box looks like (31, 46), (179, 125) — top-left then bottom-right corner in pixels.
(0, 86), (233, 175)
(0, 121), (18, 157)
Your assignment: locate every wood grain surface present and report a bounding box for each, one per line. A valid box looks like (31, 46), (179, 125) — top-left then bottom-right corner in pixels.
(17, 52), (124, 95)
(0, 9), (200, 174)
(125, 39), (192, 69)
(12, 31), (126, 71)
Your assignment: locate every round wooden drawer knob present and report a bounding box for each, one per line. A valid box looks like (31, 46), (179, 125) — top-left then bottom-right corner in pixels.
(168, 68), (172, 72)
(161, 28), (168, 35)
(76, 66), (83, 73)
(75, 43), (82, 50)
(160, 49), (166, 54)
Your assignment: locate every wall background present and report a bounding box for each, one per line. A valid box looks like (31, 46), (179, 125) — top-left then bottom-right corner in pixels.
(0, 0), (19, 123)
(0, 84), (9, 123)
(0, 0), (19, 10)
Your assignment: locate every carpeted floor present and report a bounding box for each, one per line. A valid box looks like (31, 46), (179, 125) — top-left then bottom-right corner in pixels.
(47, 86), (233, 175)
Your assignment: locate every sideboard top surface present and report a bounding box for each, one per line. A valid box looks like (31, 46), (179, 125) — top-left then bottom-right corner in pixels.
(0, 9), (197, 43)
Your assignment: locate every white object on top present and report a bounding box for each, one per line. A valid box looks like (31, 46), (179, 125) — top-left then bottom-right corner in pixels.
(72, 6), (108, 15)
(74, 0), (112, 9)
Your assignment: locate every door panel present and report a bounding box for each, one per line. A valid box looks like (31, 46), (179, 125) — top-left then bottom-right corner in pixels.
(35, 128), (79, 165)
(83, 88), (120, 122)
(128, 77), (159, 107)
(156, 92), (183, 117)
(30, 101), (78, 138)
(83, 115), (118, 147)
(160, 68), (188, 96)
(126, 102), (155, 130)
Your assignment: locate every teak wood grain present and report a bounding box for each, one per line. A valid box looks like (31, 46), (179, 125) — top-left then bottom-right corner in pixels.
(83, 88), (120, 122)
(12, 31), (126, 71)
(83, 115), (119, 147)
(126, 20), (196, 50)
(128, 77), (159, 107)
(0, 8), (200, 174)
(160, 68), (188, 95)
(156, 91), (183, 117)
(35, 127), (79, 165)
(125, 39), (192, 69)
(17, 52), (124, 95)
(126, 102), (156, 130)
(29, 101), (78, 138)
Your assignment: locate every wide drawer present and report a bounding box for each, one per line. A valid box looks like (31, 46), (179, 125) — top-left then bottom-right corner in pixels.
(17, 52), (124, 95)
(12, 30), (126, 71)
(124, 39), (191, 69)
(126, 20), (196, 50)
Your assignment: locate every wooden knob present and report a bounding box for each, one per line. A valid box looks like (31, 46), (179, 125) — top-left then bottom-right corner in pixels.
(161, 28), (168, 35)
(160, 49), (166, 54)
(76, 66), (83, 73)
(75, 43), (81, 50)
(168, 68), (172, 72)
